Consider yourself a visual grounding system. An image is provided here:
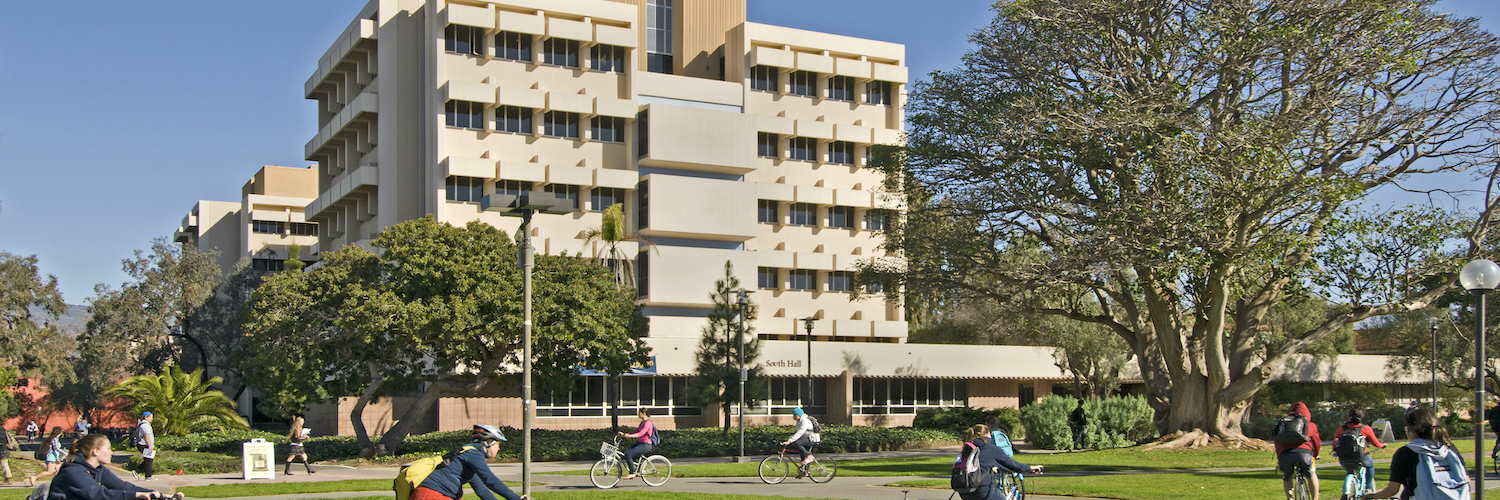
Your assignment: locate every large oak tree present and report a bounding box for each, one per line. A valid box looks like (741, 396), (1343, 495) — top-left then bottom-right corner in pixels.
(863, 0), (1500, 445)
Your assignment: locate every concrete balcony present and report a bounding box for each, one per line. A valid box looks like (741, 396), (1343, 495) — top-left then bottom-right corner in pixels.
(638, 104), (755, 175)
(305, 89), (377, 159)
(305, 17), (377, 98)
(640, 246), (756, 307)
(638, 174), (756, 241)
(306, 165), (378, 220)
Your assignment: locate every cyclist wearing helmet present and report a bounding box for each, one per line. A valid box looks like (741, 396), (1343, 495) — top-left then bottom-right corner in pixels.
(413, 425), (526, 500)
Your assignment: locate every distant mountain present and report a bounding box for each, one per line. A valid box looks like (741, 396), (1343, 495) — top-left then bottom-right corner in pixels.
(27, 304), (88, 336)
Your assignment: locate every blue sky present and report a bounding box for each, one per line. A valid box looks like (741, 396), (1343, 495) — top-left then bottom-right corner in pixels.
(0, 0), (1495, 303)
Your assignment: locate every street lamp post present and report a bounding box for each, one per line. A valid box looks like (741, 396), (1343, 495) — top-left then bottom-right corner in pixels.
(1460, 258), (1500, 491)
(802, 318), (816, 409)
(482, 190), (573, 499)
(736, 289), (753, 462)
(1432, 319), (1440, 408)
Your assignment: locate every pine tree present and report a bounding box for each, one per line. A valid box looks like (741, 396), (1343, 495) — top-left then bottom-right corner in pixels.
(688, 261), (765, 435)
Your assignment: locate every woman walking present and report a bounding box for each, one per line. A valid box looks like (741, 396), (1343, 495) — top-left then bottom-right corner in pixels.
(284, 416), (314, 475)
(48, 433), (172, 500)
(28, 427), (65, 487)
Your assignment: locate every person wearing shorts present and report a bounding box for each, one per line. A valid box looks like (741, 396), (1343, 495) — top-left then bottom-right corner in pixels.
(1275, 402), (1322, 500)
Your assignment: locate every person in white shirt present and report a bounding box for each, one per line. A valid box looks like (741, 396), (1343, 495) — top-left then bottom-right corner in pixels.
(779, 408), (821, 472)
(133, 412), (156, 481)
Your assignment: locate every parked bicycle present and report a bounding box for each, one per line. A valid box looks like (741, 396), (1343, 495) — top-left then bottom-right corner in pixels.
(590, 436), (671, 488)
(758, 441), (837, 484)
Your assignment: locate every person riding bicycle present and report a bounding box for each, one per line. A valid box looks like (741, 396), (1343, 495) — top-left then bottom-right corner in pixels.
(780, 408), (821, 477)
(616, 408), (654, 480)
(1333, 408), (1386, 496)
(986, 416), (1016, 459)
(1275, 402), (1322, 500)
(1363, 407), (1467, 500)
(957, 424), (1042, 500)
(413, 425), (527, 500)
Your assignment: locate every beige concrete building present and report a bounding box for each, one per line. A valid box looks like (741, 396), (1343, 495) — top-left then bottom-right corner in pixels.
(175, 165), (321, 273)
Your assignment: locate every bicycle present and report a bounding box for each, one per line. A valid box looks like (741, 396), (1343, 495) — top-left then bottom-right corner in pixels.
(589, 436), (672, 488)
(1292, 467), (1313, 500)
(758, 441), (837, 484)
(1338, 460), (1370, 500)
(999, 469), (1026, 500)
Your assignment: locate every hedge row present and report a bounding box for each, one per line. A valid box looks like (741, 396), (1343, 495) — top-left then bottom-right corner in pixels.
(153, 425), (960, 462)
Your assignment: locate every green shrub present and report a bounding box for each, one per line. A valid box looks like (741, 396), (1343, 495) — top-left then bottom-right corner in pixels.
(1019, 395), (1076, 450)
(126, 450), (243, 475)
(913, 407), (1024, 439)
(1083, 395), (1157, 448)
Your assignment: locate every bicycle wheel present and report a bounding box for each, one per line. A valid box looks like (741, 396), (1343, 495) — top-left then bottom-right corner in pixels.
(1293, 472), (1311, 500)
(641, 455), (672, 486)
(1000, 473), (1026, 500)
(759, 455), (789, 484)
(806, 455), (837, 483)
(589, 458), (623, 489)
(1340, 472), (1359, 500)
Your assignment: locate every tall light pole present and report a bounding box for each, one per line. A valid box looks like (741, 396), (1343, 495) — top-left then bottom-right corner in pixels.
(1432, 318), (1440, 408)
(736, 289), (753, 461)
(1460, 258), (1500, 491)
(802, 318), (816, 410)
(482, 190), (573, 498)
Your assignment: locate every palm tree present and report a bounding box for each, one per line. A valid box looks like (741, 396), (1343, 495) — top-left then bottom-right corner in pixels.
(105, 366), (248, 436)
(581, 203), (655, 290)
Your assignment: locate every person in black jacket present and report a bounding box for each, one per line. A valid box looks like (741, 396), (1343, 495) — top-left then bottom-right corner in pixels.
(47, 434), (171, 500)
(1069, 400), (1088, 451)
(957, 425), (1043, 500)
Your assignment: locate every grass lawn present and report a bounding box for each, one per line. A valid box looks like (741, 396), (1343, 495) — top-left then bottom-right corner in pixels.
(175, 479), (536, 498)
(280, 494), (848, 500)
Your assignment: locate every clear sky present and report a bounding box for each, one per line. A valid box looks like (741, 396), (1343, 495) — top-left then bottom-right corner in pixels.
(0, 0), (1495, 304)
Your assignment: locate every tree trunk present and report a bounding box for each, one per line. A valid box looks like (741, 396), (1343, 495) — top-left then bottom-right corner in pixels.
(352, 362), (385, 458)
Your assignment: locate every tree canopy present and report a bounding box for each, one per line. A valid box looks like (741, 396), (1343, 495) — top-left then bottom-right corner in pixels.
(239, 217), (650, 456)
(688, 262), (766, 434)
(864, 0), (1499, 445)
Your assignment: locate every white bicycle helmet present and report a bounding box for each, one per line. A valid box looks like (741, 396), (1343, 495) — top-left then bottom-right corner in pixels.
(472, 424), (506, 443)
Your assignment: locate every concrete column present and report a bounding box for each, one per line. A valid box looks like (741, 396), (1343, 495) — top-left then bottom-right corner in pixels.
(827, 370), (854, 425)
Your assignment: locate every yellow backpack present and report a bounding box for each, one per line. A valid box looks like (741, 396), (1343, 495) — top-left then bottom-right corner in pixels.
(393, 444), (480, 500)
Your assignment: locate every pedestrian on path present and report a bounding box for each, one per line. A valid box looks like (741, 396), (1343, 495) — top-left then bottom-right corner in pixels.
(132, 412), (156, 481)
(48, 433), (172, 500)
(284, 416), (314, 475)
(25, 421), (38, 442)
(0, 425), (17, 484)
(27, 427), (65, 487)
(1068, 399), (1087, 451)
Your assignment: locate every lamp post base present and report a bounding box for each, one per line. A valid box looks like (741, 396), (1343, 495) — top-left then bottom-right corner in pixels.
(731, 455), (755, 463)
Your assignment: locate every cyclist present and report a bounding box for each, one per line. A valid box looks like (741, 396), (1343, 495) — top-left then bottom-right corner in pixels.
(779, 408), (820, 477)
(1275, 402), (1321, 500)
(957, 424), (1042, 500)
(985, 416), (1016, 459)
(413, 425), (527, 500)
(617, 407), (654, 480)
(1333, 408), (1386, 496)
(1363, 407), (1465, 499)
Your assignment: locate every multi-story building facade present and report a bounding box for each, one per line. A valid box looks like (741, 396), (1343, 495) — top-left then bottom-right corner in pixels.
(176, 165), (321, 274)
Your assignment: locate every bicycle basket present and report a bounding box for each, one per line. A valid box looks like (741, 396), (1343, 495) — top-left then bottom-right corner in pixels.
(600, 442), (619, 457)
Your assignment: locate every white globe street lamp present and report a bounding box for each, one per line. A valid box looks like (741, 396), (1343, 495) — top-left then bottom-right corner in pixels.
(1461, 258), (1499, 491)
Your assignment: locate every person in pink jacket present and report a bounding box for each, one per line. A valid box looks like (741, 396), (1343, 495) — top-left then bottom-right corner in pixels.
(616, 408), (655, 480)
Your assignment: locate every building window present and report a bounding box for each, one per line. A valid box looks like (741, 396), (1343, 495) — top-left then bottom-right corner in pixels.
(590, 44), (627, 73)
(251, 259), (286, 272)
(746, 377), (827, 414)
(543, 38), (580, 68)
(544, 184), (580, 211)
(829, 76), (855, 101)
(758, 267), (779, 289)
(865, 210), (888, 231)
(445, 100), (484, 130)
(444, 24), (481, 55)
(496, 180), (533, 197)
(828, 141), (855, 165)
(788, 269), (816, 291)
(854, 378), (967, 415)
(646, 0), (673, 74)
(591, 187), (625, 212)
(636, 180), (649, 229)
(637, 250), (650, 297)
(251, 220), (285, 234)
(288, 222), (319, 236)
(496, 31), (532, 62)
(789, 203), (816, 226)
(789, 137), (817, 161)
(865, 281), (884, 294)
(828, 206), (855, 229)
(496, 106), (532, 134)
(758, 132), (779, 158)
(446, 176), (485, 203)
(827, 271), (853, 292)
(867, 81), (893, 106)
(751, 65), (778, 92)
(789, 70), (817, 97)
(544, 111), (580, 139)
(636, 111), (649, 157)
(591, 116), (626, 143)
(537, 375), (700, 417)
(757, 199), (779, 224)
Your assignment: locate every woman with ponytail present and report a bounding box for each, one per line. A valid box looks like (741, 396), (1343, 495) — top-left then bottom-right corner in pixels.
(284, 416), (314, 475)
(1362, 407), (1467, 499)
(47, 434), (172, 500)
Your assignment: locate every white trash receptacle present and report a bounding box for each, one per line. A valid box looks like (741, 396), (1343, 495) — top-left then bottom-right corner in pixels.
(242, 438), (276, 480)
(1372, 418), (1396, 443)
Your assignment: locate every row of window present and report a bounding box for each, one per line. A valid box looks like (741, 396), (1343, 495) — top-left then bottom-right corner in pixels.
(536, 375), (701, 417)
(251, 220), (318, 236)
(757, 200), (888, 230)
(749, 65), (895, 105)
(758, 133), (861, 164)
(446, 101), (626, 142)
(445, 176), (627, 211)
(854, 378), (968, 414)
(445, 25), (629, 73)
(758, 267), (861, 293)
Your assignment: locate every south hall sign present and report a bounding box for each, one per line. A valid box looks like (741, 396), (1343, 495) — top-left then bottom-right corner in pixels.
(765, 359), (804, 368)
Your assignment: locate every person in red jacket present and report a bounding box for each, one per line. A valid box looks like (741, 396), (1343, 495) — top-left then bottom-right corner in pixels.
(1276, 402), (1322, 500)
(1333, 408), (1387, 495)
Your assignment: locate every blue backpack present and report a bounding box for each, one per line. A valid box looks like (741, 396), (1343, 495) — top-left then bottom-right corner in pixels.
(1407, 441), (1470, 500)
(649, 426), (660, 446)
(990, 429), (1014, 457)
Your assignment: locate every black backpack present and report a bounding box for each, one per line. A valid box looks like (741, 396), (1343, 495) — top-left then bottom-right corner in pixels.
(809, 416), (822, 433)
(1333, 425), (1367, 462)
(950, 442), (993, 493)
(1273, 413), (1309, 446)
